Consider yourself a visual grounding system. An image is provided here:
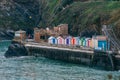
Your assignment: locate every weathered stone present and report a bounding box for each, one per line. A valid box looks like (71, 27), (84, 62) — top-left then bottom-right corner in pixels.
(0, 29), (14, 40)
(4, 41), (28, 58)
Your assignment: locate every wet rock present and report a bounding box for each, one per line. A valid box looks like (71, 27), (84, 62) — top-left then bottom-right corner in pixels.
(5, 41), (28, 58)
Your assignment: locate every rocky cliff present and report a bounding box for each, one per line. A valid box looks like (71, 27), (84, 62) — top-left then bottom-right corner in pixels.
(0, 0), (40, 39)
(0, 0), (120, 39)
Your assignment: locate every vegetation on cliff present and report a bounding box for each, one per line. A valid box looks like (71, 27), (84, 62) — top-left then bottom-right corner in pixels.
(38, 0), (120, 37)
(0, 0), (120, 38)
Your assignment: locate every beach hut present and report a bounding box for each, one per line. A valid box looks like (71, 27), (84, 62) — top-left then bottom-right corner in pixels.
(48, 36), (53, 44)
(48, 36), (57, 44)
(80, 38), (85, 46)
(65, 36), (72, 45)
(98, 40), (107, 51)
(83, 39), (86, 47)
(92, 37), (98, 48)
(74, 37), (80, 46)
(86, 38), (91, 47)
(71, 37), (76, 45)
(57, 36), (64, 45)
(88, 39), (93, 48)
(97, 36), (107, 51)
(79, 38), (81, 46)
(71, 37), (80, 46)
(92, 35), (107, 51)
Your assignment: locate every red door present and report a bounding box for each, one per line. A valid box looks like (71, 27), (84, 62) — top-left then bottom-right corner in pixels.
(72, 38), (75, 45)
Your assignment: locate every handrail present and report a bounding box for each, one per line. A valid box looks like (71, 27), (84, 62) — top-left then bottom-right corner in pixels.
(102, 25), (120, 51)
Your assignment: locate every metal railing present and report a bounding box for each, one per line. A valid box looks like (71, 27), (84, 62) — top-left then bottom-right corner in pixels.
(102, 25), (120, 52)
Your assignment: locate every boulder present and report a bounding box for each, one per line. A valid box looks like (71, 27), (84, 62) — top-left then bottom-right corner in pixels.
(5, 41), (28, 58)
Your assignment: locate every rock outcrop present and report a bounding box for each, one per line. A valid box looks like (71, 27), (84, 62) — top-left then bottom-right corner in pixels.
(0, 0), (120, 38)
(5, 41), (28, 58)
(0, 0), (40, 30)
(0, 29), (14, 40)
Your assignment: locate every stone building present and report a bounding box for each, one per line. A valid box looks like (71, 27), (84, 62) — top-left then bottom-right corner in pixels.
(14, 30), (26, 41)
(34, 24), (69, 42)
(34, 28), (48, 42)
(57, 24), (68, 35)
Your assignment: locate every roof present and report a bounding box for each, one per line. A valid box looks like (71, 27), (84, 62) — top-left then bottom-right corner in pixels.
(48, 36), (56, 39)
(15, 30), (26, 34)
(65, 36), (72, 39)
(74, 37), (80, 39)
(92, 35), (107, 40)
(57, 36), (64, 39)
(85, 38), (91, 40)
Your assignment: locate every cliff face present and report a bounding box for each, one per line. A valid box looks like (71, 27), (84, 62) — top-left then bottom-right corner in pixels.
(37, 0), (120, 37)
(0, 0), (120, 39)
(0, 0), (40, 28)
(0, 0), (41, 39)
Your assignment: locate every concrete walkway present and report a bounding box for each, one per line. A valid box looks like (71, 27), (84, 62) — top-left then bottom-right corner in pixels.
(25, 43), (94, 54)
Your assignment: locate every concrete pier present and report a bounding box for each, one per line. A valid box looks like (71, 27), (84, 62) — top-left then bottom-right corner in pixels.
(22, 42), (120, 71)
(115, 55), (120, 70)
(25, 43), (94, 66)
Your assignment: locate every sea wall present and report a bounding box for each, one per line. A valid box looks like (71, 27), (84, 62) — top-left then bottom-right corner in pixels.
(26, 44), (120, 71)
(5, 41), (120, 70)
(115, 56), (120, 70)
(26, 46), (93, 66)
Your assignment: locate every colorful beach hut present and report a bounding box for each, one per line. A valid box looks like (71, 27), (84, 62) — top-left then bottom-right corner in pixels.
(75, 37), (80, 46)
(57, 36), (64, 45)
(97, 36), (107, 51)
(48, 36), (57, 44)
(83, 39), (86, 47)
(71, 37), (76, 45)
(98, 40), (107, 51)
(88, 39), (93, 48)
(79, 38), (81, 45)
(92, 37), (98, 48)
(80, 38), (85, 46)
(65, 36), (72, 45)
(85, 38), (91, 47)
(74, 37), (80, 46)
(92, 35), (107, 51)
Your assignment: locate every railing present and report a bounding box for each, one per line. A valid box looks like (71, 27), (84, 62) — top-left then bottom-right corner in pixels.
(102, 25), (120, 52)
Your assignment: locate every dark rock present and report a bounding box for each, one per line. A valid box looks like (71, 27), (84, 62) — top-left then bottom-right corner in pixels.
(0, 29), (14, 40)
(0, 0), (41, 31)
(5, 41), (28, 58)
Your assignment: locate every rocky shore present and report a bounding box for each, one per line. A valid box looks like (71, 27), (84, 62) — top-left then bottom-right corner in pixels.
(0, 29), (14, 40)
(4, 41), (28, 58)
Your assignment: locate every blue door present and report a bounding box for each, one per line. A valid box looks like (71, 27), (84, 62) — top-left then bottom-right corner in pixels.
(67, 39), (69, 45)
(98, 40), (107, 51)
(53, 38), (56, 44)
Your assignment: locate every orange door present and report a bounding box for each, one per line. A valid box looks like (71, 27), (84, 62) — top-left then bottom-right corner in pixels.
(71, 38), (75, 45)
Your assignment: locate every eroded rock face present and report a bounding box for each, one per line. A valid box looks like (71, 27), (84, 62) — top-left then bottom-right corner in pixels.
(0, 29), (14, 40)
(0, 0), (120, 39)
(5, 41), (28, 58)
(0, 0), (41, 30)
(0, 0), (41, 39)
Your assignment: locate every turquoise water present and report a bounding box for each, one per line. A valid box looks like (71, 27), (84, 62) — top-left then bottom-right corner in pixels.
(0, 41), (120, 80)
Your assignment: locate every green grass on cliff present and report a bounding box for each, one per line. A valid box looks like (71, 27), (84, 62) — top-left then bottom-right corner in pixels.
(0, 0), (120, 37)
(39, 1), (120, 36)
